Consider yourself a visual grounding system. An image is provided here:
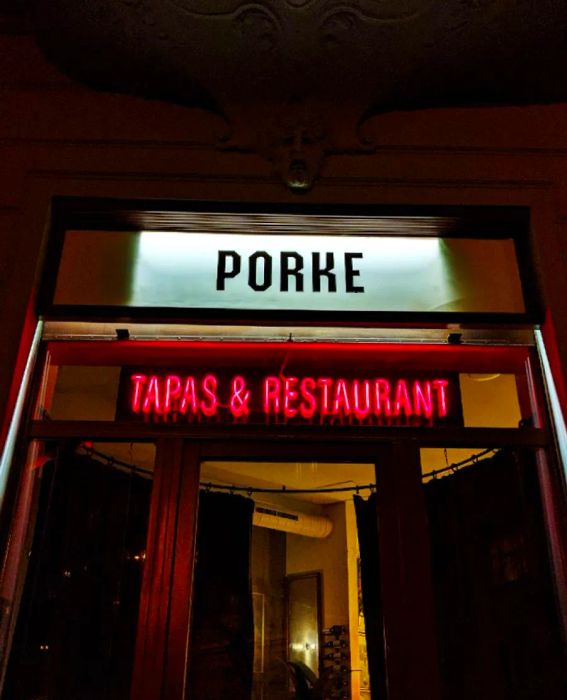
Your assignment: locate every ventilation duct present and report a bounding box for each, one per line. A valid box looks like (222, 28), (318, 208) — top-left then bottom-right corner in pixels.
(253, 503), (333, 539)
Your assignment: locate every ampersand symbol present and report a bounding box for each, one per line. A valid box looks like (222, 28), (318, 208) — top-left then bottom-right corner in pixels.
(229, 375), (251, 418)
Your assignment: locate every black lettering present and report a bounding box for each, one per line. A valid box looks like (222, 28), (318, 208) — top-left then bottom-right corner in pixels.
(345, 253), (364, 293)
(216, 251), (241, 291)
(312, 252), (337, 292)
(248, 251), (272, 291)
(280, 252), (304, 292)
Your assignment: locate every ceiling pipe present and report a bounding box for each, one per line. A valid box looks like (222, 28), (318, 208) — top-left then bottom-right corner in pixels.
(253, 503), (333, 539)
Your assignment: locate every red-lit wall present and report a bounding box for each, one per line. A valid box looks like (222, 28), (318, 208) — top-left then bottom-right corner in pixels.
(2, 30), (567, 441)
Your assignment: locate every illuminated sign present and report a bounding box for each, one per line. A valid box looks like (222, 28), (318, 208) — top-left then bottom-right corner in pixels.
(55, 231), (526, 316)
(119, 371), (460, 427)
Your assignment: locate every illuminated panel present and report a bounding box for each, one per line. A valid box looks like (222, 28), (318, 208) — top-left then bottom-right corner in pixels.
(118, 370), (459, 427)
(53, 230), (527, 316)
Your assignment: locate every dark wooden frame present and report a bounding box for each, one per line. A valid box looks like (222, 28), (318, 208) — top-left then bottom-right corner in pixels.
(131, 439), (200, 700)
(28, 421), (550, 447)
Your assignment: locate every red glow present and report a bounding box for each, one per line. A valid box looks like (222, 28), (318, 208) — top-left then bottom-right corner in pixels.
(48, 339), (530, 387)
(393, 379), (413, 417)
(413, 380), (433, 418)
(299, 377), (317, 419)
(1, 296), (36, 449)
(164, 375), (181, 413)
(229, 375), (250, 417)
(131, 374), (146, 412)
(318, 378), (333, 415)
(263, 376), (280, 414)
(142, 375), (162, 414)
(353, 380), (371, 419)
(128, 372), (455, 425)
(374, 379), (392, 416)
(283, 377), (299, 418)
(180, 377), (198, 414)
(333, 378), (352, 416)
(201, 374), (218, 416)
(432, 379), (449, 417)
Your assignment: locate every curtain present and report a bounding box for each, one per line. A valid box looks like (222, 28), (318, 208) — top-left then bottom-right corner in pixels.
(186, 491), (255, 700)
(354, 494), (387, 700)
(4, 450), (152, 700)
(424, 450), (566, 700)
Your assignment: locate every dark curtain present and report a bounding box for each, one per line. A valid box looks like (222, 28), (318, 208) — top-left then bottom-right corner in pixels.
(186, 491), (255, 700)
(4, 450), (152, 700)
(425, 450), (567, 700)
(354, 494), (387, 700)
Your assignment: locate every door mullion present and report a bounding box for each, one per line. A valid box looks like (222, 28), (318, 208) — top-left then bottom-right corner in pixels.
(165, 441), (201, 699)
(131, 438), (200, 700)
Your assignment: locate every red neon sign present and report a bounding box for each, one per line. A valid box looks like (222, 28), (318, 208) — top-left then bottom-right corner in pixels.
(123, 372), (454, 426)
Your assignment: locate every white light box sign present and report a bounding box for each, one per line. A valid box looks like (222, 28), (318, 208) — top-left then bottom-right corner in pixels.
(54, 231), (525, 314)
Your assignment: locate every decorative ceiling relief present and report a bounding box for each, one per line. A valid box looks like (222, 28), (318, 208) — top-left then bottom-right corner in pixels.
(29, 0), (567, 190)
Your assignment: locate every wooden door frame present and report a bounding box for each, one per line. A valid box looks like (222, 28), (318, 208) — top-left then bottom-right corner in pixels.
(131, 439), (201, 700)
(127, 437), (443, 700)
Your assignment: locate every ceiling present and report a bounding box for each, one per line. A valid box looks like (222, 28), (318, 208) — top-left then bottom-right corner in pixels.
(5, 1), (567, 188)
(200, 460), (376, 505)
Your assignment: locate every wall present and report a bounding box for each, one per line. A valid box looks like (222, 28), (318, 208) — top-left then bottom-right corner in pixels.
(287, 502), (349, 631)
(250, 527), (287, 700)
(287, 501), (370, 699)
(3, 27), (567, 447)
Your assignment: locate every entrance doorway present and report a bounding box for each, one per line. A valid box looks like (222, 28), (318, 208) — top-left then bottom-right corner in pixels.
(190, 456), (378, 700)
(2, 434), (565, 700)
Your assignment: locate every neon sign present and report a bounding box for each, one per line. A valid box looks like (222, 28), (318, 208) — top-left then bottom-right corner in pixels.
(122, 371), (456, 426)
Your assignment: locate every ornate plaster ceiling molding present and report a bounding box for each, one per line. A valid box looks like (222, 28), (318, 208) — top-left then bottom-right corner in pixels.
(27, 0), (567, 189)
